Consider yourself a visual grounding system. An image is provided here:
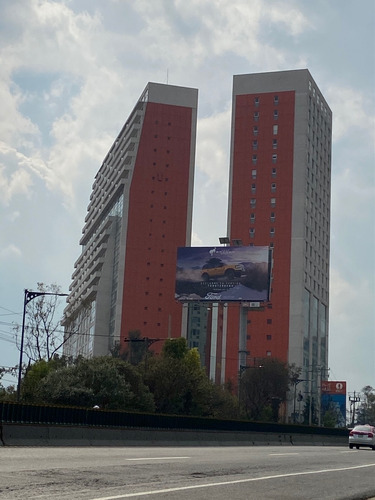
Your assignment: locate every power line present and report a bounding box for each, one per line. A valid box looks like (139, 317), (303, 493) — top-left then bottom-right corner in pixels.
(0, 305), (21, 315)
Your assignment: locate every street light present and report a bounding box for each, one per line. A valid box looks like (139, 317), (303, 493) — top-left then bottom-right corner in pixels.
(17, 289), (68, 401)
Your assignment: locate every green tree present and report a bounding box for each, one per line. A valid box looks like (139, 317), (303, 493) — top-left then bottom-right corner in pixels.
(25, 356), (154, 411)
(20, 356), (68, 403)
(322, 406), (338, 428)
(302, 396), (318, 425)
(239, 358), (290, 421)
(356, 386), (375, 424)
(143, 338), (238, 417)
(120, 330), (149, 365)
(0, 366), (17, 401)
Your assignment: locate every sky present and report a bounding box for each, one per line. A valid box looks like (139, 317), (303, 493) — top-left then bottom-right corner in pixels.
(0, 0), (374, 399)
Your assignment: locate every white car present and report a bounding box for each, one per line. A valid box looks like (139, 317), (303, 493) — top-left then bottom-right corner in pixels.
(349, 425), (375, 450)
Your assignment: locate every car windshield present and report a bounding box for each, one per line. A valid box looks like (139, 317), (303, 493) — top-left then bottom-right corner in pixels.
(354, 426), (372, 432)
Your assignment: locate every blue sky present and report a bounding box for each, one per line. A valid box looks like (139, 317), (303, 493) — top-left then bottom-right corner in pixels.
(0, 0), (374, 398)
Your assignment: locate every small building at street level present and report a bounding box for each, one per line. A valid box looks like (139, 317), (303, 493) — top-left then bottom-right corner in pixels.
(63, 70), (332, 421)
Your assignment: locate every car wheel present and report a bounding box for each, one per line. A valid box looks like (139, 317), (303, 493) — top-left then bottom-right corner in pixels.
(372, 445), (375, 450)
(202, 273), (209, 282)
(356, 446), (360, 449)
(349, 444), (353, 449)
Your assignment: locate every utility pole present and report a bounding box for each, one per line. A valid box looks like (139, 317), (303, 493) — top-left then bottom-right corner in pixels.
(349, 391), (361, 426)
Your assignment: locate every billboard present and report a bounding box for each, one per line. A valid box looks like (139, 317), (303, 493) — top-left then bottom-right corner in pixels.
(321, 381), (346, 427)
(175, 246), (271, 302)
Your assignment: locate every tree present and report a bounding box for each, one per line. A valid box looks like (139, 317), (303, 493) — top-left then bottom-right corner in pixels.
(143, 338), (238, 417)
(32, 356), (155, 411)
(121, 330), (149, 365)
(356, 386), (375, 424)
(20, 356), (68, 403)
(0, 368), (13, 401)
(322, 406), (340, 428)
(14, 283), (70, 364)
(239, 358), (290, 421)
(302, 396), (318, 425)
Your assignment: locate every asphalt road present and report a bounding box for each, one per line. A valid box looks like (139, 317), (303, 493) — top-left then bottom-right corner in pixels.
(1, 445), (375, 500)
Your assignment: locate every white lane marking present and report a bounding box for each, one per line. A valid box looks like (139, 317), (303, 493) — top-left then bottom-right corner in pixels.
(126, 457), (190, 461)
(269, 453), (300, 456)
(90, 462), (375, 499)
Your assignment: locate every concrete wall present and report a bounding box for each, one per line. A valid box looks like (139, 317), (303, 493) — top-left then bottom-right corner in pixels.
(1, 423), (347, 447)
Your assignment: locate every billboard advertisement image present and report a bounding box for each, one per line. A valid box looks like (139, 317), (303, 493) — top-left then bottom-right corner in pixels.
(321, 381), (347, 428)
(175, 246), (271, 302)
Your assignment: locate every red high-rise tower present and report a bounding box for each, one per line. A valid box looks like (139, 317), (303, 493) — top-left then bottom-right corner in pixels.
(225, 70), (332, 418)
(63, 83), (198, 357)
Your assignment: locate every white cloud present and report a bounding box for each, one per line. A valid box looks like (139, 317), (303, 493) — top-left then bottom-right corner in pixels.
(196, 109), (231, 195)
(0, 80), (40, 147)
(0, 144), (34, 205)
(327, 85), (375, 142)
(192, 232), (203, 246)
(8, 211), (21, 222)
(268, 3), (312, 36)
(0, 0), (315, 212)
(0, 244), (22, 260)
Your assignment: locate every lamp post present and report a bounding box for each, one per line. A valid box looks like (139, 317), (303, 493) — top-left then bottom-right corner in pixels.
(17, 289), (68, 401)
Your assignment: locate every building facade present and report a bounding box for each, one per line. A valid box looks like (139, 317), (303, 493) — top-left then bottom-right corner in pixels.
(224, 69), (332, 420)
(63, 83), (198, 357)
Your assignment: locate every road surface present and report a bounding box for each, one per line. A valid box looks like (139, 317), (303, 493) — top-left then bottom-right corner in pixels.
(1, 445), (374, 499)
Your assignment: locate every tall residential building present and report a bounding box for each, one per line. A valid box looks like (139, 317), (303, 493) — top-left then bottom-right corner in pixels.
(224, 69), (332, 417)
(63, 83), (198, 358)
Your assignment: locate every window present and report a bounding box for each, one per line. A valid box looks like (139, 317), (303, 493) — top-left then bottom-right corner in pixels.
(270, 227), (275, 236)
(252, 140), (258, 150)
(251, 183), (256, 194)
(250, 199), (256, 208)
(250, 213), (255, 223)
(273, 125), (278, 135)
(272, 168), (277, 178)
(267, 335), (272, 340)
(252, 169), (257, 179)
(254, 111), (259, 121)
(266, 351), (272, 356)
(272, 154), (277, 163)
(250, 228), (255, 238)
(271, 183), (276, 192)
(253, 126), (258, 135)
(252, 154), (257, 165)
(274, 110), (278, 119)
(274, 95), (279, 105)
(271, 197), (276, 207)
(273, 139), (278, 149)
(270, 212), (275, 222)
(254, 97), (259, 106)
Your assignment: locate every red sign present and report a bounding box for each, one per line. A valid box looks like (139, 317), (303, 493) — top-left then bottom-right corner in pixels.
(321, 381), (346, 395)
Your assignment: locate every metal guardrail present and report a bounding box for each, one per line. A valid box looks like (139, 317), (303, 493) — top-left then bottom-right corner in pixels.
(0, 402), (348, 437)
